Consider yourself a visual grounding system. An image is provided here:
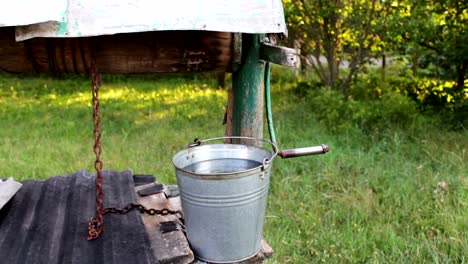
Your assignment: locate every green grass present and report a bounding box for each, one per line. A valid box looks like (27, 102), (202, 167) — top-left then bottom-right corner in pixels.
(1, 72), (467, 263)
(0, 74), (226, 179)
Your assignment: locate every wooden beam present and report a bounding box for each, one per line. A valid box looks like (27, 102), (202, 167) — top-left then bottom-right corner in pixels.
(0, 27), (232, 74)
(260, 42), (298, 67)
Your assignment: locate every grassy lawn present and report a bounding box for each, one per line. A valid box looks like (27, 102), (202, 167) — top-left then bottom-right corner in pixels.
(1, 72), (467, 263)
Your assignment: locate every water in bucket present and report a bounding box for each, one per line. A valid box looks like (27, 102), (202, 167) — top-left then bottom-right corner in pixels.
(183, 159), (262, 174)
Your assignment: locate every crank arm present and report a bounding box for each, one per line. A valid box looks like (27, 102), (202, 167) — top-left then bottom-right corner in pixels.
(279, 144), (329, 159)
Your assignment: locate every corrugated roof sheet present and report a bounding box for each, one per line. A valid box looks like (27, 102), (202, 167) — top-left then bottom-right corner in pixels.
(0, 0), (287, 41)
(0, 170), (159, 264)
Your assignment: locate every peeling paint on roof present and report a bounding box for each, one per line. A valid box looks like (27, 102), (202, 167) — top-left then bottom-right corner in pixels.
(0, 0), (66, 27)
(0, 0), (287, 41)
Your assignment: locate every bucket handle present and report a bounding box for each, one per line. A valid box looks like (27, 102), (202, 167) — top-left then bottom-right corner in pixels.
(187, 136), (280, 165)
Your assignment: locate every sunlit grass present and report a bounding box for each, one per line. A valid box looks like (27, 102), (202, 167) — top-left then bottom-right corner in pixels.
(0, 72), (467, 263)
(0, 74), (227, 180)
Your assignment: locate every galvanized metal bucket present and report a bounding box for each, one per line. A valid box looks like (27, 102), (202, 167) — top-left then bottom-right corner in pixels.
(172, 136), (278, 263)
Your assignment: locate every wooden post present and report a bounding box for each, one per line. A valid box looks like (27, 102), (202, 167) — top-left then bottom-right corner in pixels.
(230, 34), (265, 144)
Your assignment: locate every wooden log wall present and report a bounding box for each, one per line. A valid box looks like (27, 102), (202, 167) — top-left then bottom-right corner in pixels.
(0, 27), (232, 74)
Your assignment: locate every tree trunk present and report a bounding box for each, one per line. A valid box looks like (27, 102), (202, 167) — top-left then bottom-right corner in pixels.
(456, 61), (466, 91)
(216, 72), (226, 89)
(411, 52), (418, 76)
(326, 47), (338, 89)
(381, 53), (386, 81)
(309, 53), (327, 85)
(293, 40), (302, 76)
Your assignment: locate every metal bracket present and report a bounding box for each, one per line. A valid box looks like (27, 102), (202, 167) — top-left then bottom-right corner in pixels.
(164, 185), (180, 198)
(260, 43), (298, 67)
(137, 182), (164, 197)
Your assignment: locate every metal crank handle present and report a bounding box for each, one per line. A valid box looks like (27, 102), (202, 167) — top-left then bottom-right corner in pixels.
(279, 144), (330, 159)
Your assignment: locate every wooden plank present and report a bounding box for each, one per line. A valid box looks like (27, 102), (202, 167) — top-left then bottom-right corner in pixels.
(260, 42), (298, 67)
(136, 184), (194, 264)
(0, 27), (32, 73)
(193, 240), (274, 264)
(0, 28), (232, 74)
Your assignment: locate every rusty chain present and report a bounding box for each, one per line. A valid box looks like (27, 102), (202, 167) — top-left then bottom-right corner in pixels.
(86, 52), (183, 241)
(103, 203), (183, 219)
(87, 54), (105, 241)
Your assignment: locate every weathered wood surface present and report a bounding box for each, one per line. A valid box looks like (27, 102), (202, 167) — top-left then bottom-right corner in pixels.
(260, 42), (298, 67)
(193, 240), (273, 264)
(230, 34), (265, 146)
(0, 27), (232, 74)
(136, 184), (194, 264)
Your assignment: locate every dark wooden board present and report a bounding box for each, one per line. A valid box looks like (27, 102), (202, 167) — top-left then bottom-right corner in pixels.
(136, 184), (194, 264)
(0, 27), (232, 74)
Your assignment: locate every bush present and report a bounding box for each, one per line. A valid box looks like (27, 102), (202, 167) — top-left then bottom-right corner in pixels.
(349, 73), (385, 100)
(348, 70), (467, 111)
(387, 77), (468, 129)
(292, 68), (467, 130)
(303, 87), (420, 133)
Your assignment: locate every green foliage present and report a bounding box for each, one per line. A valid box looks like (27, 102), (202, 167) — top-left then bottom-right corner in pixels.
(270, 74), (468, 263)
(297, 85), (420, 134)
(292, 68), (468, 132)
(403, 79), (467, 109)
(269, 65), (298, 86)
(282, 0), (385, 93)
(350, 72), (467, 112)
(405, 0), (468, 85)
(374, 73), (467, 129)
(400, 78), (468, 129)
(283, 0), (468, 95)
(1, 73), (467, 263)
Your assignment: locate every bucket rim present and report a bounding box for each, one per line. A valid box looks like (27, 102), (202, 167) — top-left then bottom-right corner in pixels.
(174, 162), (272, 179)
(172, 143), (273, 179)
(187, 136), (278, 155)
(172, 138), (277, 179)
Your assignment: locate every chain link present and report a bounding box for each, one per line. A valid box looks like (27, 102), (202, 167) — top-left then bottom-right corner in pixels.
(87, 53), (105, 241)
(103, 203), (183, 219)
(86, 52), (183, 241)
